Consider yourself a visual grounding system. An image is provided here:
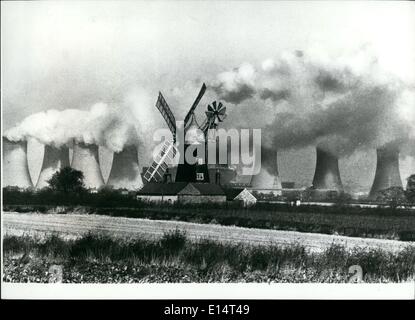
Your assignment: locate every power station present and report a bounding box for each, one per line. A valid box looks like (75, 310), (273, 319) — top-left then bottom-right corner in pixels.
(250, 149), (282, 190)
(106, 145), (143, 190)
(71, 141), (105, 189)
(36, 145), (70, 189)
(3, 137), (33, 188)
(2, 83), (412, 201)
(369, 144), (403, 199)
(312, 147), (343, 192)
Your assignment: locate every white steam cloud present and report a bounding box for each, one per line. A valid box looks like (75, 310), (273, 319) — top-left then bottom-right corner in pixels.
(212, 63), (257, 104)
(5, 103), (140, 153)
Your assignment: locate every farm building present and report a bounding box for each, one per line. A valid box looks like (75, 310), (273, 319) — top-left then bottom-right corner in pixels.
(234, 189), (257, 206)
(136, 182), (187, 203)
(136, 182), (226, 204)
(225, 188), (257, 207)
(178, 183), (226, 204)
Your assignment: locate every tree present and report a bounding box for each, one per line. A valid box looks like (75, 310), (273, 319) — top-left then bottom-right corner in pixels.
(376, 186), (406, 208)
(47, 167), (85, 193)
(406, 174), (415, 203)
(334, 192), (352, 206)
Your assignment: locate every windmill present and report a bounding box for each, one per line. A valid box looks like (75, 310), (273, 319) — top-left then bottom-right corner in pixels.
(143, 83), (227, 183)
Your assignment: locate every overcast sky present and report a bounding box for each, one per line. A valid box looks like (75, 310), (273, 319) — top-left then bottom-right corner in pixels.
(2, 1), (414, 191)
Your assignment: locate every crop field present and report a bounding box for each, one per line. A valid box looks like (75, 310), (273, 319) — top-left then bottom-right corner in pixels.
(5, 202), (415, 241)
(3, 212), (413, 253)
(137, 205), (415, 241)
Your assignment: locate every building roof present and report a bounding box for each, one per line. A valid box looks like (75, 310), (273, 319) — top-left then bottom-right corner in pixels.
(137, 182), (225, 196)
(137, 182), (188, 195)
(223, 188), (245, 200)
(179, 183), (225, 196)
(223, 188), (257, 201)
(234, 189), (257, 202)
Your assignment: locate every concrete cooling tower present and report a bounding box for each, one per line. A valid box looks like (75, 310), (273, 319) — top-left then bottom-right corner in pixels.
(36, 145), (70, 189)
(71, 142), (104, 189)
(250, 151), (282, 189)
(369, 145), (402, 199)
(312, 147), (343, 191)
(106, 145), (143, 190)
(251, 167), (282, 189)
(2, 137), (33, 188)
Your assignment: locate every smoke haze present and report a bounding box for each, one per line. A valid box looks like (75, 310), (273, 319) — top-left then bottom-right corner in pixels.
(212, 48), (415, 157)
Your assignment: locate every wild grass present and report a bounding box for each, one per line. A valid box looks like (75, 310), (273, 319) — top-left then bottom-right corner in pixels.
(3, 231), (415, 283)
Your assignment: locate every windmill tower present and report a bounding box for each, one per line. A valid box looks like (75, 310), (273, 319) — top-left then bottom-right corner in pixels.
(207, 134), (237, 185)
(143, 83), (227, 183)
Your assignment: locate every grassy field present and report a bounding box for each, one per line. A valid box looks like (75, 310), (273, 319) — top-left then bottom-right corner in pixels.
(5, 203), (415, 241)
(3, 230), (415, 283)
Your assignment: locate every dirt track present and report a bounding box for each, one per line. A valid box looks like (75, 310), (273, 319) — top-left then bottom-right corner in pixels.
(3, 212), (413, 252)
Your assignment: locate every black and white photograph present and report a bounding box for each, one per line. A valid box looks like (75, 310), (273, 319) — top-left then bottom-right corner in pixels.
(1, 0), (415, 301)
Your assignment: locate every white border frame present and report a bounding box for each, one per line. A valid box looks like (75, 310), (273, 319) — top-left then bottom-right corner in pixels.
(2, 283), (415, 300)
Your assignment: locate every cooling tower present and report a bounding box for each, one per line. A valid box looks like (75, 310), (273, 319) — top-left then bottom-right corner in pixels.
(71, 142), (104, 189)
(2, 137), (33, 188)
(36, 145), (70, 189)
(251, 150), (282, 189)
(312, 147), (343, 191)
(106, 145), (143, 190)
(251, 167), (282, 189)
(369, 145), (402, 199)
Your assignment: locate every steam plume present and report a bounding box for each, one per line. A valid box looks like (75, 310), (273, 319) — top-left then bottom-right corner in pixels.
(4, 103), (140, 152)
(212, 47), (415, 158)
(212, 63), (257, 104)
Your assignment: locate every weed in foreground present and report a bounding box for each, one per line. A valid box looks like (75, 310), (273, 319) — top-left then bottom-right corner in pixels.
(3, 232), (415, 283)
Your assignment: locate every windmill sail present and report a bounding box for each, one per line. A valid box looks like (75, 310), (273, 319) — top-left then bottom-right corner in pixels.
(143, 140), (178, 183)
(156, 92), (176, 136)
(144, 92), (178, 183)
(183, 83), (207, 127)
